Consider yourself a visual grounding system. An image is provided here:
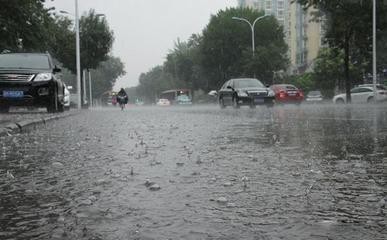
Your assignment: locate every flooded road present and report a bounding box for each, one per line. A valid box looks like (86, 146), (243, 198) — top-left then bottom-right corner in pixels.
(0, 104), (386, 240)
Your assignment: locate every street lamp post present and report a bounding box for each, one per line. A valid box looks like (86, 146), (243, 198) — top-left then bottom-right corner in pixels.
(88, 70), (92, 107)
(372, 0), (377, 101)
(232, 15), (268, 57)
(60, 7), (105, 109)
(75, 0), (81, 109)
(59, 7), (81, 110)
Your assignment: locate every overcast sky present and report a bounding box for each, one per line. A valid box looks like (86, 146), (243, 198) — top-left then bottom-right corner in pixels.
(45, 0), (236, 89)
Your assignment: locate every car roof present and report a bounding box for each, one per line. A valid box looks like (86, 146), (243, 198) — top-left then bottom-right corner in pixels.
(1, 52), (50, 56)
(230, 78), (260, 81)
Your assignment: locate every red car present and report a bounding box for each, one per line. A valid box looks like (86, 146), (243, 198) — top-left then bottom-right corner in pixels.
(270, 84), (304, 104)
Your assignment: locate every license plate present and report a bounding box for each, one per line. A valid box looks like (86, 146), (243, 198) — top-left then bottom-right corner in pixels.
(254, 98), (264, 103)
(3, 90), (24, 98)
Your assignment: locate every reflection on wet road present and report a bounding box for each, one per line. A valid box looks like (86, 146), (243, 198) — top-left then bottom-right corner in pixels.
(0, 104), (386, 239)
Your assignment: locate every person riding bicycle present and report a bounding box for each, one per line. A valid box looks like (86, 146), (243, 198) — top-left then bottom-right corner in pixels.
(116, 88), (128, 108)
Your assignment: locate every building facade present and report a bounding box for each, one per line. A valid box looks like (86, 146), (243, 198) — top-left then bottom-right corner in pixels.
(239, 0), (325, 73)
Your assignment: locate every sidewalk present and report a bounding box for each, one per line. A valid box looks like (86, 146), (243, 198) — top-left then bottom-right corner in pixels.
(0, 109), (80, 137)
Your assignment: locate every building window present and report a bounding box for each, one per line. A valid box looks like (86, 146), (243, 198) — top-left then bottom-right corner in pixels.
(265, 0), (272, 10)
(278, 1), (284, 9)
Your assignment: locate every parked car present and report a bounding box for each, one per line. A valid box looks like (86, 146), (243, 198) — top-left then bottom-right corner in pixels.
(333, 86), (387, 104)
(0, 52), (65, 113)
(270, 84), (304, 104)
(156, 98), (171, 106)
(64, 84), (71, 110)
(216, 78), (275, 108)
(306, 90), (323, 103)
(176, 94), (192, 105)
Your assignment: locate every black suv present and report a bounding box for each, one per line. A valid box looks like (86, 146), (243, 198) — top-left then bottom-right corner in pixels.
(0, 53), (65, 113)
(217, 78), (275, 108)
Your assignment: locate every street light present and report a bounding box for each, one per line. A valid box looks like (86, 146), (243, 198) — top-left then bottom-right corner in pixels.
(372, 0), (377, 101)
(59, 4), (81, 110)
(232, 15), (269, 57)
(60, 7), (105, 109)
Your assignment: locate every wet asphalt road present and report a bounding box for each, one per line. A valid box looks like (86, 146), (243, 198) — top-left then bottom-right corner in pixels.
(0, 104), (386, 240)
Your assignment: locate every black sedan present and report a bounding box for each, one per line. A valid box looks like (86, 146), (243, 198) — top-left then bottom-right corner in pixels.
(217, 78), (275, 108)
(0, 53), (65, 113)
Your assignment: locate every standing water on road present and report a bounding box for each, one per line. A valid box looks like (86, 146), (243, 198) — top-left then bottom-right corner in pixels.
(0, 105), (386, 239)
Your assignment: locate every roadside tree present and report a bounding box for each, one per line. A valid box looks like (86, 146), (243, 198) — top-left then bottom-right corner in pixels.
(200, 7), (288, 89)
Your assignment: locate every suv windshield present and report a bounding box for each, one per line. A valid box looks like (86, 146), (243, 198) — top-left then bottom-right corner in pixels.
(0, 54), (50, 69)
(234, 79), (264, 88)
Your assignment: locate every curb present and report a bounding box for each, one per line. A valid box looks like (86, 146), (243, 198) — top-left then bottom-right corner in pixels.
(0, 111), (80, 137)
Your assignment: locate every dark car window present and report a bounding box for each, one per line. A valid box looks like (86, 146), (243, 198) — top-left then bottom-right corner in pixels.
(221, 81), (229, 89)
(234, 79), (264, 88)
(351, 88), (361, 93)
(359, 88), (373, 93)
(0, 54), (51, 70)
(284, 85), (297, 90)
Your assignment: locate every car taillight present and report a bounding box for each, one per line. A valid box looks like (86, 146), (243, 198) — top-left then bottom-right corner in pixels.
(279, 90), (286, 98)
(299, 91), (304, 98)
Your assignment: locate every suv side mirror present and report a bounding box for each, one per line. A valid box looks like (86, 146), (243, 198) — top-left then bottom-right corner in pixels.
(53, 66), (61, 73)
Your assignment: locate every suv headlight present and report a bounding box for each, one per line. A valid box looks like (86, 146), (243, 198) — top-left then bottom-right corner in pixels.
(268, 89), (275, 97)
(34, 73), (53, 82)
(238, 90), (248, 97)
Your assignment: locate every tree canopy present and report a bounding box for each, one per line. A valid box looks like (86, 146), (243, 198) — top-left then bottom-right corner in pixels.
(200, 7), (288, 88)
(136, 7), (289, 101)
(296, 0), (387, 101)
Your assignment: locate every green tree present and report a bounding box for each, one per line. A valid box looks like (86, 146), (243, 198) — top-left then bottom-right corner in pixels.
(200, 7), (288, 89)
(50, 10), (114, 73)
(296, 0), (387, 102)
(90, 56), (125, 98)
(0, 0), (54, 51)
(79, 10), (114, 70)
(136, 66), (174, 103)
(163, 35), (207, 92)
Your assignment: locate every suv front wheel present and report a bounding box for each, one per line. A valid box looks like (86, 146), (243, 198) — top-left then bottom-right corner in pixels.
(232, 96), (240, 109)
(0, 106), (10, 113)
(47, 85), (60, 113)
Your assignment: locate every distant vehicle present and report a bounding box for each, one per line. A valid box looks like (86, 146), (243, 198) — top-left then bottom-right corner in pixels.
(358, 84), (387, 90)
(270, 84), (304, 104)
(0, 53), (65, 113)
(111, 95), (117, 106)
(135, 99), (144, 106)
(306, 90), (323, 103)
(333, 86), (387, 104)
(159, 89), (191, 104)
(156, 98), (171, 106)
(176, 94), (192, 105)
(216, 78), (275, 108)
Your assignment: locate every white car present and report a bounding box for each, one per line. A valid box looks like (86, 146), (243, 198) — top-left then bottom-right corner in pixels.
(333, 85), (387, 104)
(306, 90), (323, 102)
(156, 98), (171, 106)
(64, 85), (71, 110)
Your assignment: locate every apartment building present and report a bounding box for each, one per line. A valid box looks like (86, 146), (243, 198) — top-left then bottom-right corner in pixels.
(239, 0), (325, 73)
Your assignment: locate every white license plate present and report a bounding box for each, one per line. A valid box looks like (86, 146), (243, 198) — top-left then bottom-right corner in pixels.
(3, 90), (24, 98)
